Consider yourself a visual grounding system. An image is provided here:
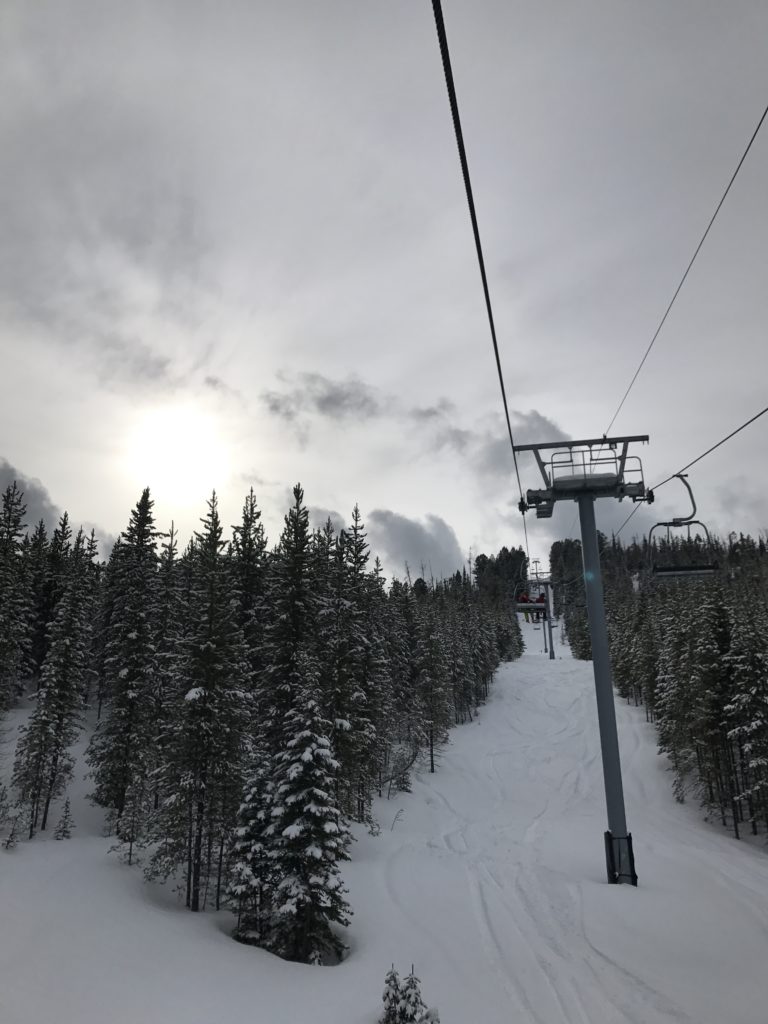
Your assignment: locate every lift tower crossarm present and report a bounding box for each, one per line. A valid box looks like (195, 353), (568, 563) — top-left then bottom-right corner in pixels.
(513, 434), (649, 453)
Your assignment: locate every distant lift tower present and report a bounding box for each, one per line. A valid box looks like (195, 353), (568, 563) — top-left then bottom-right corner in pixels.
(515, 435), (651, 886)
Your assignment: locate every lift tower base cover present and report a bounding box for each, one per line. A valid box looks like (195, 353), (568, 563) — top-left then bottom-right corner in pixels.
(516, 435), (650, 887)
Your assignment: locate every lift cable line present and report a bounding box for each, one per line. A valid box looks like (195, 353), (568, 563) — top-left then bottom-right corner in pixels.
(430, 0), (529, 560)
(603, 99), (768, 437)
(614, 402), (768, 537)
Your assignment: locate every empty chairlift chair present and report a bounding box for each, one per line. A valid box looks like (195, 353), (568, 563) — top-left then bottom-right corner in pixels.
(648, 474), (718, 580)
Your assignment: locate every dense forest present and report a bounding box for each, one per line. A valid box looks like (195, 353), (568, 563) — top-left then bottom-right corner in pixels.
(552, 531), (768, 840)
(0, 481), (523, 963)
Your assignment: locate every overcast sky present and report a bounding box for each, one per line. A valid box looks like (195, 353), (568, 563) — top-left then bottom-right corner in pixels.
(1, 0), (767, 578)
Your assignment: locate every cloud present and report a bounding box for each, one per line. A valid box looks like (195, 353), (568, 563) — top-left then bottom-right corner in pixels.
(262, 371), (384, 425)
(421, 408), (569, 493)
(0, 458), (61, 531)
(0, 458), (117, 557)
(203, 374), (246, 406)
(309, 506), (346, 535)
(367, 509), (465, 580)
(409, 398), (457, 422)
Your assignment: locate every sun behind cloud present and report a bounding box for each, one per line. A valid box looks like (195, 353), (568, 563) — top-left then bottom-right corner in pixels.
(122, 402), (232, 511)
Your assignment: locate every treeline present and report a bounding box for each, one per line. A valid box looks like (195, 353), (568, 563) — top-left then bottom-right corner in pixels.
(551, 532), (768, 839)
(0, 481), (522, 962)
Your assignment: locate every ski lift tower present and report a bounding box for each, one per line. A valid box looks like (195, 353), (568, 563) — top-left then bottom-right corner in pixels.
(515, 435), (651, 886)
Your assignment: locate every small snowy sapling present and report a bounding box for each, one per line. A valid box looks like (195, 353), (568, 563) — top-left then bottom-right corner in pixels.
(54, 798), (75, 840)
(399, 966), (427, 1023)
(380, 964), (401, 1023)
(3, 814), (20, 850)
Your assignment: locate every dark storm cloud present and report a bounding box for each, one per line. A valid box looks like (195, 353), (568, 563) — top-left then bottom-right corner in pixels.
(0, 458), (62, 531)
(367, 509), (464, 580)
(262, 372), (384, 424)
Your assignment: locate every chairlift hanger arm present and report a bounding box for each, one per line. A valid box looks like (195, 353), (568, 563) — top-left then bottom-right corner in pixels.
(670, 474), (697, 525)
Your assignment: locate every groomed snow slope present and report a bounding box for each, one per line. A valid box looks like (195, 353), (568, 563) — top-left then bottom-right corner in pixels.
(2, 621), (768, 1024)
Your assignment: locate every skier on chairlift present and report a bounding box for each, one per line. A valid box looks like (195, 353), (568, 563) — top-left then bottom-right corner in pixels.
(533, 593), (546, 623)
(518, 592), (531, 622)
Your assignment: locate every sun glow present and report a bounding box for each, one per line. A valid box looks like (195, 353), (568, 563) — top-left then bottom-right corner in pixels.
(123, 403), (232, 509)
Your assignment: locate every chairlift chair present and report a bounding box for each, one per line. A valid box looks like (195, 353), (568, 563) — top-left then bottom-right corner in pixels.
(648, 475), (718, 580)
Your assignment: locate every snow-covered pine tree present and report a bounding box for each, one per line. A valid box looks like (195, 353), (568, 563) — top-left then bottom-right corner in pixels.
(0, 782), (9, 830)
(380, 965), (401, 1024)
(114, 783), (143, 862)
(315, 513), (376, 823)
(13, 530), (91, 837)
(3, 814), (20, 850)
(87, 489), (160, 828)
(229, 738), (272, 945)
(342, 505), (378, 822)
(687, 583), (736, 829)
(415, 603), (451, 774)
(260, 484), (317, 751)
(0, 481), (31, 712)
(445, 606), (476, 725)
(37, 511), (73, 669)
(363, 557), (396, 801)
(724, 596), (768, 834)
(655, 587), (697, 803)
(231, 488), (267, 676)
(147, 492), (251, 912)
(25, 519), (50, 682)
(150, 522), (182, 810)
(261, 656), (352, 964)
(90, 538), (123, 719)
(399, 967), (427, 1023)
(54, 797), (74, 839)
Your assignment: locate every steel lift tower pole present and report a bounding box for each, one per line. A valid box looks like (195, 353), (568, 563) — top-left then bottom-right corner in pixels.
(515, 435), (651, 885)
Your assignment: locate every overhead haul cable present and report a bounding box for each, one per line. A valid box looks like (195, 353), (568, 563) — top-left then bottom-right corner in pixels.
(603, 99), (768, 436)
(615, 403), (768, 537)
(430, 0), (529, 560)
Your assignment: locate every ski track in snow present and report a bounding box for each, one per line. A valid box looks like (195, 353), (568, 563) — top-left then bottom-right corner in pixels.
(3, 620), (768, 1023)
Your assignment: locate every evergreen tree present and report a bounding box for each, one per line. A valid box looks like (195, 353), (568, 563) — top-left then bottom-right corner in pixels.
(3, 814), (20, 851)
(0, 782), (9, 830)
(261, 663), (352, 964)
(315, 513), (376, 822)
(229, 739), (272, 945)
(26, 519), (51, 681)
(415, 605), (451, 773)
(380, 965), (401, 1024)
(0, 481), (30, 710)
(231, 489), (267, 675)
(13, 531), (91, 837)
(87, 489), (160, 822)
(37, 511), (73, 668)
(399, 968), (427, 1023)
(54, 797), (74, 839)
(147, 492), (251, 912)
(260, 484), (317, 750)
(724, 598), (768, 833)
